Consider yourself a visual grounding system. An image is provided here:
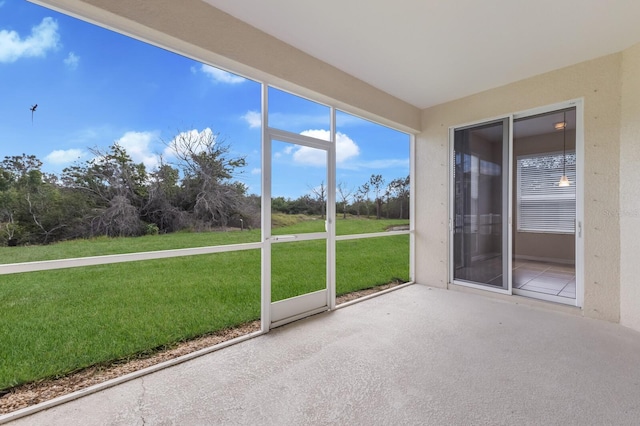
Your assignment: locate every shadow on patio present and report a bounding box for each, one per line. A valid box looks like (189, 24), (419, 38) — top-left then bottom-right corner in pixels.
(6, 284), (640, 425)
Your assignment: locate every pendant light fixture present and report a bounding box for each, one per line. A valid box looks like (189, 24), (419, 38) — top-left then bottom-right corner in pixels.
(558, 111), (570, 187)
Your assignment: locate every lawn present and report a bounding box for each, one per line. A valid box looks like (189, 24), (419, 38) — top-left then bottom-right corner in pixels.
(0, 217), (409, 390)
(0, 215), (406, 264)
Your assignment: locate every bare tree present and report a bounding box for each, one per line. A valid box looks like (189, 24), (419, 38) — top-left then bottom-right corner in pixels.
(0, 212), (16, 244)
(309, 181), (327, 219)
(167, 129), (246, 229)
(91, 195), (143, 237)
(337, 181), (354, 219)
(62, 144), (148, 237)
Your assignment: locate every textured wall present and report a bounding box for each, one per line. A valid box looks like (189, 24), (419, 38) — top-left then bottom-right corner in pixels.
(416, 53), (623, 323)
(32, 0), (420, 132)
(620, 43), (640, 330)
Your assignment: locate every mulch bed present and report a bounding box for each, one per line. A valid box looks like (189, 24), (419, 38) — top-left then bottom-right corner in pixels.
(0, 282), (402, 414)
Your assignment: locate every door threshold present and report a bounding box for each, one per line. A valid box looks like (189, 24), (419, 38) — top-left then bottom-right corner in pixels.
(448, 282), (582, 316)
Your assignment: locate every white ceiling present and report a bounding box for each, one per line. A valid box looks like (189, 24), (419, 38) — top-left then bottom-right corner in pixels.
(203, 0), (640, 109)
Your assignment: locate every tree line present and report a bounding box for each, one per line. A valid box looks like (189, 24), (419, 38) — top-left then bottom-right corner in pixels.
(270, 174), (410, 221)
(0, 132), (409, 246)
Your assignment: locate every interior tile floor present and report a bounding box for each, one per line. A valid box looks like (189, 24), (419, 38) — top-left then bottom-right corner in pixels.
(513, 259), (576, 299)
(455, 257), (576, 299)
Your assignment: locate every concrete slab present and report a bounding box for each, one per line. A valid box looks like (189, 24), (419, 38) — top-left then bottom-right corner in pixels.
(8, 285), (640, 425)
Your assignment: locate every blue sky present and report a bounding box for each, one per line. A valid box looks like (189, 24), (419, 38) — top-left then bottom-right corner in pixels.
(0, 0), (409, 199)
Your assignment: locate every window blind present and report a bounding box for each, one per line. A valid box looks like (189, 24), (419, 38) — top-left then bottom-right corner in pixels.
(517, 151), (576, 234)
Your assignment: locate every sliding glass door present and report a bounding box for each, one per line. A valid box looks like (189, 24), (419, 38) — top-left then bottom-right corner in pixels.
(451, 118), (511, 292)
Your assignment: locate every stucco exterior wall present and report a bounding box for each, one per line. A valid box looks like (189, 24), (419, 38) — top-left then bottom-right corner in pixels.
(32, 0), (421, 133)
(416, 54), (623, 323)
(620, 43), (640, 330)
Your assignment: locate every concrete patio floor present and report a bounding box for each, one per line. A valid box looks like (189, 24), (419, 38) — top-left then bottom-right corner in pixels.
(7, 284), (640, 425)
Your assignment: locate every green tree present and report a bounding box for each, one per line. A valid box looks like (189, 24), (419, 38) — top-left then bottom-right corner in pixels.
(143, 162), (185, 232)
(0, 154), (87, 244)
(369, 174), (385, 220)
(357, 182), (370, 218)
(389, 175), (410, 219)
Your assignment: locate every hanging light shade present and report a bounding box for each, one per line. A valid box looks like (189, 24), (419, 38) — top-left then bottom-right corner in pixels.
(558, 111), (570, 187)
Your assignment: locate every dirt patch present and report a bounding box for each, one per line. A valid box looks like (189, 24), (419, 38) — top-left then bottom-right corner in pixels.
(335, 281), (403, 304)
(0, 282), (403, 415)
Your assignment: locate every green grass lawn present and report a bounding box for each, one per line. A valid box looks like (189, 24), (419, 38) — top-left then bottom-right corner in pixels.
(0, 217), (409, 390)
(0, 215), (406, 264)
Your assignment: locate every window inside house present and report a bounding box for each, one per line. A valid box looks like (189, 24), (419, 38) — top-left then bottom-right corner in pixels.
(516, 151), (576, 233)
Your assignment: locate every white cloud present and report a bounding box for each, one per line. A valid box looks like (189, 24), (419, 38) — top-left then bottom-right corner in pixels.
(242, 110), (261, 129)
(335, 133), (361, 163)
(164, 128), (217, 159)
(63, 51), (79, 70)
(291, 146), (324, 167)
(45, 149), (85, 165)
(116, 131), (161, 170)
(0, 17), (60, 63)
(291, 130), (360, 166)
(251, 168), (261, 175)
(200, 64), (245, 84)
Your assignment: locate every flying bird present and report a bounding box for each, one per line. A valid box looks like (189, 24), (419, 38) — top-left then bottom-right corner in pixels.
(30, 104), (38, 123)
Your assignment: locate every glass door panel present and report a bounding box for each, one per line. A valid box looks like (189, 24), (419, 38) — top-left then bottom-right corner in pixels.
(452, 119), (509, 290)
(269, 137), (329, 325)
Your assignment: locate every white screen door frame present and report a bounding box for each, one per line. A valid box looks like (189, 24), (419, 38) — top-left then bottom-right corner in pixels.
(261, 85), (337, 329)
(449, 115), (513, 295)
